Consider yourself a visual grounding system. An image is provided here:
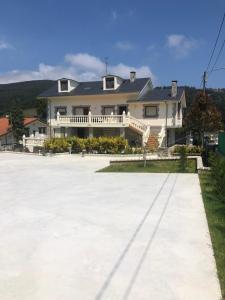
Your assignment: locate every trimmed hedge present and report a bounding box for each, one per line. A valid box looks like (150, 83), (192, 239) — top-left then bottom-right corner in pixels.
(44, 136), (128, 154)
(172, 145), (202, 155)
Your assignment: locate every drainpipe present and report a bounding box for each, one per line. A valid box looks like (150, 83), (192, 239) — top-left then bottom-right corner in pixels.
(165, 100), (168, 148)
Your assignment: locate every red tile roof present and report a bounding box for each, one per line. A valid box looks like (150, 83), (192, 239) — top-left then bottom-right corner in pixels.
(0, 117), (38, 137)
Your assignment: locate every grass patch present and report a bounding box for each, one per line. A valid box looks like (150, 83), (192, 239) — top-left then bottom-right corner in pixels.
(199, 171), (225, 299)
(98, 159), (197, 173)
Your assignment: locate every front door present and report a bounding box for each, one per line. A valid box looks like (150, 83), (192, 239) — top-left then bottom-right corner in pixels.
(118, 105), (128, 115)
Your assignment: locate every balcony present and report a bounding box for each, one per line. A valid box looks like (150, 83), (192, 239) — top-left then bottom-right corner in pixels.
(55, 111), (148, 134)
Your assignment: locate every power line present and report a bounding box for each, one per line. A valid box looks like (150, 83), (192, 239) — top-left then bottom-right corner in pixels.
(206, 13), (225, 72)
(213, 67), (225, 71)
(209, 39), (225, 73)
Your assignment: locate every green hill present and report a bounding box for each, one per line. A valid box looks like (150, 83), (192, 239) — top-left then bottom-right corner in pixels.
(0, 80), (55, 116)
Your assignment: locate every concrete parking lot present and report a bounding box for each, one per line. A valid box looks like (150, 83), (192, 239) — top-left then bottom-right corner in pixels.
(0, 153), (221, 300)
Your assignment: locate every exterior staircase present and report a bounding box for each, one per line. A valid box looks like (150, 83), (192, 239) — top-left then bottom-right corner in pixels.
(145, 134), (159, 151)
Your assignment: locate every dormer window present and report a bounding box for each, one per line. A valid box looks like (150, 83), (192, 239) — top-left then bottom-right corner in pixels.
(60, 80), (68, 91)
(102, 75), (123, 91)
(105, 77), (115, 89)
(58, 78), (79, 93)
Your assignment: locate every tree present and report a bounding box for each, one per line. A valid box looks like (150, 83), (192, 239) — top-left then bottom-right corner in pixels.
(184, 92), (223, 146)
(9, 100), (25, 144)
(36, 98), (47, 121)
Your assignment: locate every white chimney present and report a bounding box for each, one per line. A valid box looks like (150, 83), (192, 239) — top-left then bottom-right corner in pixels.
(130, 71), (136, 82)
(171, 80), (177, 97)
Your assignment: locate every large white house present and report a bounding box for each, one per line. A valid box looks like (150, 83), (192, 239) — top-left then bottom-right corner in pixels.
(39, 72), (186, 147)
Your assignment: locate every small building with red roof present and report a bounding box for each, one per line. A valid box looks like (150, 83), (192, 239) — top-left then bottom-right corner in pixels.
(0, 117), (46, 147)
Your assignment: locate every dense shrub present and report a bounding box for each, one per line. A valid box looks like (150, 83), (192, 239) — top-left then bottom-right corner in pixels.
(209, 153), (225, 199)
(44, 136), (128, 154)
(44, 138), (70, 153)
(173, 145), (202, 155)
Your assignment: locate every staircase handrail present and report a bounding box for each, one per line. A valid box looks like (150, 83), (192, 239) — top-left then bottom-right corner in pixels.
(126, 114), (148, 133)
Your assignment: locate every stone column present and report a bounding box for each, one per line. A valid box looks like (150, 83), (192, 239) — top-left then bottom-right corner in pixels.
(120, 127), (125, 138)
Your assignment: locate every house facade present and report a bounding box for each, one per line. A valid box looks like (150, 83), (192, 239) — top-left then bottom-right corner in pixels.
(40, 72), (186, 147)
(0, 117), (47, 148)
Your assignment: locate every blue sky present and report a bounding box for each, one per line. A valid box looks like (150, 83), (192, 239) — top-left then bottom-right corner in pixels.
(0, 0), (224, 87)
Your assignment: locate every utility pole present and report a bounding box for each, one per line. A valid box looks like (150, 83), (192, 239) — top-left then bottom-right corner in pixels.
(203, 71), (207, 95)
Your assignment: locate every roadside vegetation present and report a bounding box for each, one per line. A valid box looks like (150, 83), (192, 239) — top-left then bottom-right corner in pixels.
(98, 159), (197, 173)
(199, 154), (225, 299)
(200, 172), (225, 298)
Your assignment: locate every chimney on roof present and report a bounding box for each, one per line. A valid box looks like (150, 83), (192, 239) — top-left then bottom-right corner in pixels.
(171, 80), (177, 97)
(130, 71), (136, 82)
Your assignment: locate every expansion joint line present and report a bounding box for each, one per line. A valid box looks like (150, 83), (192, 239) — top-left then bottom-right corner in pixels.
(95, 173), (171, 300)
(122, 174), (178, 300)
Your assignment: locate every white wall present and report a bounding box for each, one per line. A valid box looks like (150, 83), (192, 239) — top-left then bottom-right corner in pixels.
(0, 132), (14, 146)
(26, 120), (47, 136)
(48, 94), (183, 128)
(128, 102), (182, 127)
(48, 94), (136, 126)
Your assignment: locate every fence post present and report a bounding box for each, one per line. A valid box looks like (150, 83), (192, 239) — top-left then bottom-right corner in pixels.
(122, 111), (126, 125)
(57, 111), (60, 123)
(22, 134), (26, 148)
(88, 111), (92, 126)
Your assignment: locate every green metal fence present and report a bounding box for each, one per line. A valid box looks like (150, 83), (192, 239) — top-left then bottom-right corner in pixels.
(218, 132), (225, 156)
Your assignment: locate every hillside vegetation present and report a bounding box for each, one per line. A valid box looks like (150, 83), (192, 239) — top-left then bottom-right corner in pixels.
(0, 80), (54, 116)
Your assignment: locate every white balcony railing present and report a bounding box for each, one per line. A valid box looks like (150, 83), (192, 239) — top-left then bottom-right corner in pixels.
(56, 111), (132, 129)
(56, 111), (150, 146)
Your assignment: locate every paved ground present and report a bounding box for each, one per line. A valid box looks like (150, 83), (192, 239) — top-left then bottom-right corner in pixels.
(0, 153), (221, 300)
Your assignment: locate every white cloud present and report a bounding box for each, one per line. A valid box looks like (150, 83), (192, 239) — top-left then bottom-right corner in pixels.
(0, 53), (156, 84)
(115, 41), (135, 51)
(65, 53), (105, 73)
(166, 34), (200, 58)
(0, 40), (13, 50)
(111, 10), (118, 20)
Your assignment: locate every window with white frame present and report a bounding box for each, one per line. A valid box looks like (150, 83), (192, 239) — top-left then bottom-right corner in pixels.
(73, 106), (89, 115)
(144, 105), (158, 118)
(105, 77), (115, 89)
(55, 106), (67, 117)
(102, 106), (115, 115)
(60, 80), (68, 91)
